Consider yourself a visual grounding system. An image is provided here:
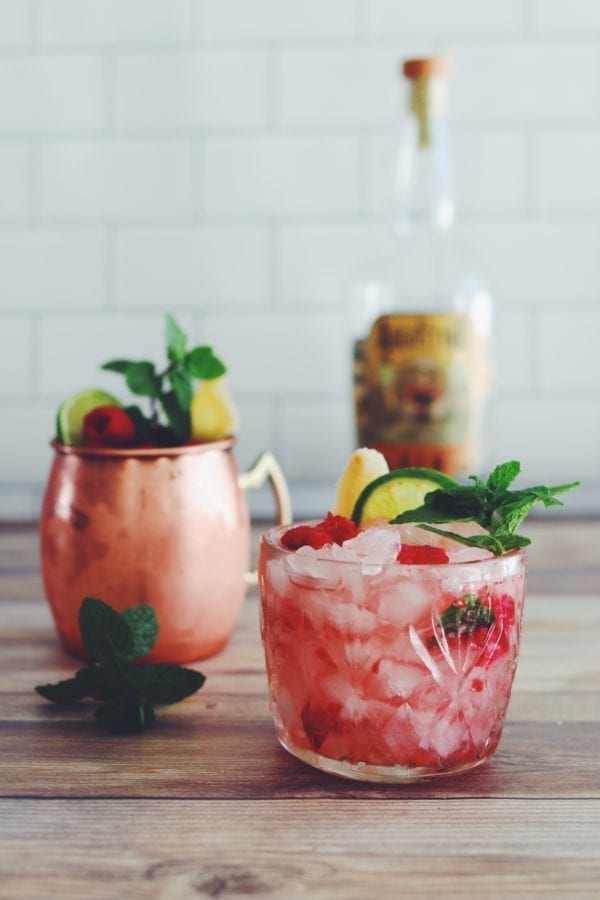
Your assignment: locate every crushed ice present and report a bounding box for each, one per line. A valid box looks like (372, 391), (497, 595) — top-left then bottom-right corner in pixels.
(284, 526), (401, 585)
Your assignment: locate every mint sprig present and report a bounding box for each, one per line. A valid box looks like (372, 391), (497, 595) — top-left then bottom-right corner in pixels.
(102, 314), (226, 443)
(439, 594), (495, 635)
(391, 460), (579, 555)
(36, 597), (205, 734)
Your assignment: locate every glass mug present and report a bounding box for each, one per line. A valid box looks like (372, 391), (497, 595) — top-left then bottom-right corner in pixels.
(40, 439), (290, 663)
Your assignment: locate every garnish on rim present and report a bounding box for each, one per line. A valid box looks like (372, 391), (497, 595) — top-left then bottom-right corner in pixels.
(391, 460), (579, 556)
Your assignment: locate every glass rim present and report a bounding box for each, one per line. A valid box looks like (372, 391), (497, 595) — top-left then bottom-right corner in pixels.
(261, 522), (527, 572)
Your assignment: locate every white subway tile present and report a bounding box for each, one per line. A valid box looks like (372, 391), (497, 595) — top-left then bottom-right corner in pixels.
(202, 0), (357, 41)
(532, 0), (600, 31)
(116, 51), (268, 130)
(282, 219), (600, 329)
(204, 137), (359, 216)
(0, 231), (106, 309)
(488, 399), (600, 482)
(280, 47), (399, 127)
(451, 45), (599, 122)
(0, 145), (32, 219)
(203, 313), (347, 395)
(115, 226), (270, 306)
(0, 56), (104, 132)
(233, 399), (273, 471)
(281, 401), (353, 481)
(281, 223), (391, 305)
(494, 309), (533, 393)
(38, 313), (194, 397)
(0, 405), (57, 482)
(40, 0), (193, 44)
(536, 132), (600, 211)
(41, 140), (193, 220)
(366, 132), (527, 214)
(0, 0), (32, 44)
(367, 0), (524, 34)
(0, 487), (37, 520)
(0, 317), (31, 396)
(453, 133), (528, 213)
(456, 223), (600, 303)
(539, 311), (600, 390)
(281, 223), (498, 315)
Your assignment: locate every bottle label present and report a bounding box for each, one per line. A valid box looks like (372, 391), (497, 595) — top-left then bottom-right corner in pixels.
(353, 313), (485, 474)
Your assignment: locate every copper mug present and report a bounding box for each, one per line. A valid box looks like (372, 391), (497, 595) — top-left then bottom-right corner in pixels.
(40, 439), (291, 663)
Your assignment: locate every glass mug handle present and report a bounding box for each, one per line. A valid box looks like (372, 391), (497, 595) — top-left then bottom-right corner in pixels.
(238, 451), (292, 586)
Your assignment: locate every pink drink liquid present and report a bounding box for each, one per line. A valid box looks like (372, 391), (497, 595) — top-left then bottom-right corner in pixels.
(259, 526), (526, 782)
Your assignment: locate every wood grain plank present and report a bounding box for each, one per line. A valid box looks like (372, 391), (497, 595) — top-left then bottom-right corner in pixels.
(1, 717), (599, 800)
(2, 688), (599, 724)
(1, 799), (599, 898)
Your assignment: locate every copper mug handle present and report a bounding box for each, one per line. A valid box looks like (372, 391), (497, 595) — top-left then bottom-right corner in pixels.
(238, 451), (292, 586)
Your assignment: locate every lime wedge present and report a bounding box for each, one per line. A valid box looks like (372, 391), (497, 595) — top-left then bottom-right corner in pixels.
(351, 467), (458, 525)
(56, 389), (122, 446)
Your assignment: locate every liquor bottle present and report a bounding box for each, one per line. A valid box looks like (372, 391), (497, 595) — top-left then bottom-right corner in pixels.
(351, 56), (492, 476)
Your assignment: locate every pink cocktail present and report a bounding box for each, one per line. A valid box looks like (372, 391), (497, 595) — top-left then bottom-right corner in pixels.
(259, 524), (526, 782)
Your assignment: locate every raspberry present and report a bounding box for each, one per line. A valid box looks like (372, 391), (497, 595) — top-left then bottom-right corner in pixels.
(493, 593), (516, 626)
(280, 513), (362, 551)
(82, 405), (136, 447)
(280, 525), (331, 551)
(319, 512), (362, 545)
(398, 544), (449, 565)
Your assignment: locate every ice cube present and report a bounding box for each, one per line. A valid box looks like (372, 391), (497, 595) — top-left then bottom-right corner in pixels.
(267, 559), (289, 597)
(285, 545), (342, 590)
(409, 625), (444, 686)
(343, 526), (401, 565)
(376, 569), (434, 628)
(376, 658), (428, 700)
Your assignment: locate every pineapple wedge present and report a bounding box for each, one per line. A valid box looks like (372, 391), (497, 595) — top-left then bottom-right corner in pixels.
(190, 376), (239, 442)
(333, 447), (389, 518)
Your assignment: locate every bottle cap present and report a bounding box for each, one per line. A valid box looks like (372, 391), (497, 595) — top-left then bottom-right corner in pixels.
(402, 56), (450, 80)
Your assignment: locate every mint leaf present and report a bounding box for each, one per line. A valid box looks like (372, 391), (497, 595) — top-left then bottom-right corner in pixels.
(169, 368), (192, 411)
(94, 695), (155, 735)
(136, 665), (206, 706)
(125, 361), (161, 398)
(439, 594), (495, 636)
(160, 390), (190, 440)
(74, 664), (124, 701)
(185, 346), (226, 380)
(392, 461), (579, 556)
(79, 597), (134, 661)
(487, 460), (520, 496)
(393, 486), (485, 526)
(165, 315), (187, 364)
(36, 677), (89, 704)
(36, 598), (206, 733)
(102, 359), (133, 374)
(121, 605), (158, 658)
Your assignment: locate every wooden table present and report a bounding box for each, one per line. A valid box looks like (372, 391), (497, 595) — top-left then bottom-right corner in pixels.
(1, 521), (599, 898)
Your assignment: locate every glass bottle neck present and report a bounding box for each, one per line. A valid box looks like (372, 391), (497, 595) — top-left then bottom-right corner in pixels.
(394, 76), (454, 234)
